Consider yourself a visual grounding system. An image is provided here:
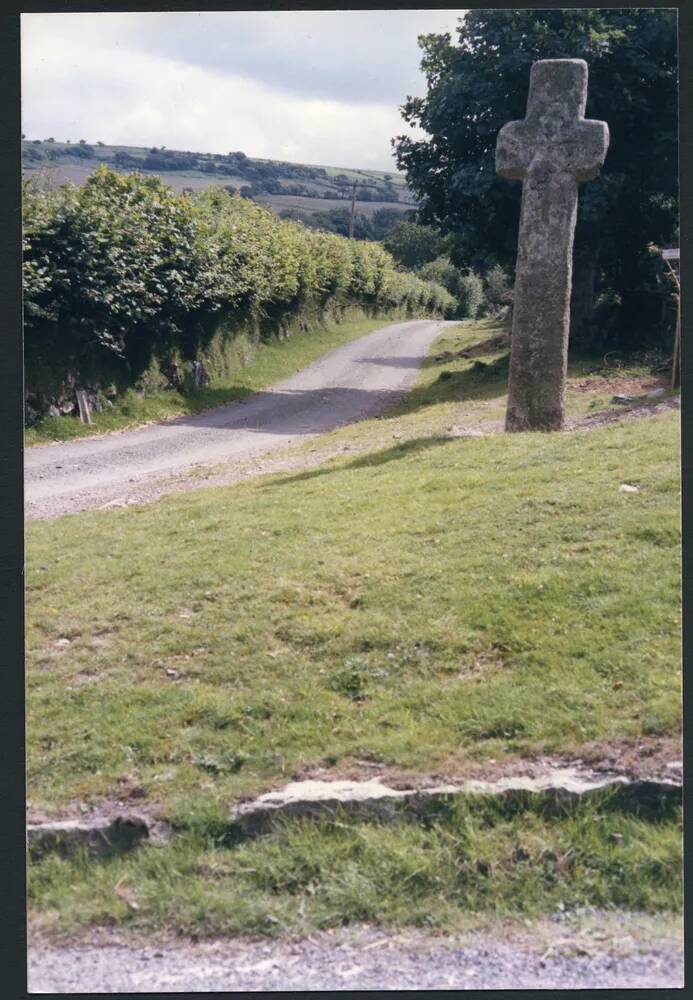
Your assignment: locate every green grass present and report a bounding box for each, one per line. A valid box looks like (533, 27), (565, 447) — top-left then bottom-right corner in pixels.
(25, 313), (395, 445)
(26, 317), (681, 935)
(29, 792), (681, 937)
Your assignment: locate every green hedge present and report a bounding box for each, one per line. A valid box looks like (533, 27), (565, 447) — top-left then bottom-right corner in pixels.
(23, 167), (455, 401)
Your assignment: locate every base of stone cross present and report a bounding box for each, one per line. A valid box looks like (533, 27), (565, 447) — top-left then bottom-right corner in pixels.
(505, 403), (566, 433)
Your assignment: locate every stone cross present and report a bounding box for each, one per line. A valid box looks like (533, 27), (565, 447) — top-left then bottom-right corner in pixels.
(496, 59), (609, 431)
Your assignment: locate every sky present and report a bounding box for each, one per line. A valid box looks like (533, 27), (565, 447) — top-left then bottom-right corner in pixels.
(21, 10), (466, 172)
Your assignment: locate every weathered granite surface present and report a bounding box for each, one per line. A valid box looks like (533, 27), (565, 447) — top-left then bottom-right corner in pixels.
(27, 814), (150, 859)
(229, 769), (680, 838)
(496, 59), (609, 431)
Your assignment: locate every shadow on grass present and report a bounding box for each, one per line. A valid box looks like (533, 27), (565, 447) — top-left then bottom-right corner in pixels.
(394, 353), (511, 417)
(263, 435), (455, 489)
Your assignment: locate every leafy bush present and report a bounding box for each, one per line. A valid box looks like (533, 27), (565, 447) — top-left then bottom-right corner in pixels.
(383, 221), (445, 269)
(418, 256), (461, 298)
(458, 270), (484, 319)
(483, 265), (514, 317)
(24, 167), (222, 386)
(23, 167), (453, 404)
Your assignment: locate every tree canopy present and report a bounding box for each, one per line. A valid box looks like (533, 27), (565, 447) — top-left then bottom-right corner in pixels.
(383, 220), (445, 269)
(393, 8), (678, 348)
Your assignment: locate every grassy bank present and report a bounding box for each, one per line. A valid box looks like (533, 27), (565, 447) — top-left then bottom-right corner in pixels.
(30, 791), (681, 937)
(25, 312), (397, 445)
(26, 318), (681, 935)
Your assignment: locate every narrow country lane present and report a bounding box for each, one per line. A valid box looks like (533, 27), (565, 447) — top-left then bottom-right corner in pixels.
(25, 319), (453, 519)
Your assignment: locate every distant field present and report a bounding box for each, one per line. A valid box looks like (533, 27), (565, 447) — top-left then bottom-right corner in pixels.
(22, 164), (247, 194)
(254, 192), (412, 218)
(22, 140), (417, 217)
(22, 164), (413, 218)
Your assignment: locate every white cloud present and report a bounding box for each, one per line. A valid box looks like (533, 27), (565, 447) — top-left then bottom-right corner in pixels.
(21, 10), (465, 170)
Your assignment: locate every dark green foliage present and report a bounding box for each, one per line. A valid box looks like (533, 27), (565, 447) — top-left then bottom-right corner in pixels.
(394, 8), (678, 350)
(371, 208), (404, 241)
(288, 206), (374, 240)
(383, 221), (446, 269)
(23, 167), (222, 389)
(23, 167), (454, 402)
(483, 266), (513, 318)
(418, 257), (461, 298)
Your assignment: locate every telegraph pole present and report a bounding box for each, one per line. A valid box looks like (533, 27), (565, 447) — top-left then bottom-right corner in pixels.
(348, 179), (378, 239)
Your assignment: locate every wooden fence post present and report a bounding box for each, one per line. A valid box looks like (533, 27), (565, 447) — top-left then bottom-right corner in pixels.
(75, 389), (92, 424)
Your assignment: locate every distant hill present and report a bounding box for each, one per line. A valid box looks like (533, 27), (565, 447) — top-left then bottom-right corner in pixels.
(21, 139), (418, 220)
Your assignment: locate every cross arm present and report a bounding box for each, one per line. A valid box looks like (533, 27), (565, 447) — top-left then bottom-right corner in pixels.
(570, 119), (609, 181)
(495, 120), (531, 180)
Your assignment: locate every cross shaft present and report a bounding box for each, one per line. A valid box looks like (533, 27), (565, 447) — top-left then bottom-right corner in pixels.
(496, 59), (609, 431)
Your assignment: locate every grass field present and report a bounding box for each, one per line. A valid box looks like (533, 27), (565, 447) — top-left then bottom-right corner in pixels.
(25, 313), (393, 446)
(26, 319), (681, 936)
(253, 192), (411, 218)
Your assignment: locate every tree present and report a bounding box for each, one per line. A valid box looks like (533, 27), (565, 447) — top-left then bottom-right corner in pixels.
(383, 220), (445, 269)
(417, 256), (461, 298)
(394, 8), (677, 350)
(370, 207), (403, 241)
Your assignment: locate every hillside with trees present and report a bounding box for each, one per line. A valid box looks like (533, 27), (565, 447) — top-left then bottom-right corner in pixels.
(22, 139), (416, 224)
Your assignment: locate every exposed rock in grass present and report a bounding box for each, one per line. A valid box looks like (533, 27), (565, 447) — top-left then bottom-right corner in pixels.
(27, 815), (151, 859)
(229, 768), (682, 838)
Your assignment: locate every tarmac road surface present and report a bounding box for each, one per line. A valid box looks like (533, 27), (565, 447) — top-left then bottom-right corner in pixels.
(25, 319), (453, 519)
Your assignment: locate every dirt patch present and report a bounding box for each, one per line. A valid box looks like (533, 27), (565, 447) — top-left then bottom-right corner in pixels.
(552, 735), (682, 782)
(567, 395), (680, 431)
(448, 419), (504, 437)
(567, 374), (666, 396)
(288, 735), (681, 790)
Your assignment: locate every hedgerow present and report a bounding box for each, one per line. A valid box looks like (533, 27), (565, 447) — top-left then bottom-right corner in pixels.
(23, 167), (455, 407)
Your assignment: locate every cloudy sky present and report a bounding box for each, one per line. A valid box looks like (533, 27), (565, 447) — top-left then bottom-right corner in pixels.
(21, 10), (466, 171)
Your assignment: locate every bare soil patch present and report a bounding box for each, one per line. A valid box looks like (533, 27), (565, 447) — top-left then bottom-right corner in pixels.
(566, 373), (665, 395)
(287, 735), (681, 791)
(567, 394), (680, 430)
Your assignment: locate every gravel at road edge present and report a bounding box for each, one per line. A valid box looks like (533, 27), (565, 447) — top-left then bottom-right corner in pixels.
(27, 919), (682, 992)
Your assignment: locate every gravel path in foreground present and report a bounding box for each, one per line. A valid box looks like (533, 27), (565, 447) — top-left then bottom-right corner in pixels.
(25, 319), (452, 520)
(28, 921), (683, 992)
